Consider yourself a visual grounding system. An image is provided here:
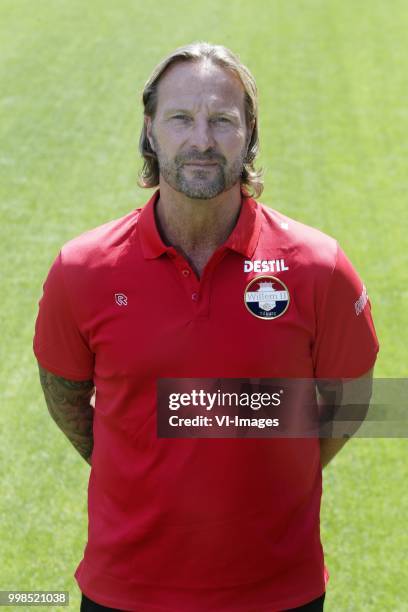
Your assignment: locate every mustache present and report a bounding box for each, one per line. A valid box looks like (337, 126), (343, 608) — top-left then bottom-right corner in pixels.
(176, 152), (226, 165)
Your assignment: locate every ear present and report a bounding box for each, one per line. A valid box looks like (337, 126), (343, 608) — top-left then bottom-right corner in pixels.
(145, 115), (155, 151)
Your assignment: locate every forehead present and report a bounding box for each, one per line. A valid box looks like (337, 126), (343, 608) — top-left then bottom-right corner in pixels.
(155, 60), (246, 114)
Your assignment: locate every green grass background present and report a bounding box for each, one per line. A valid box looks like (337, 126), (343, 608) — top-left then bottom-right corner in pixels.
(1, 0), (407, 610)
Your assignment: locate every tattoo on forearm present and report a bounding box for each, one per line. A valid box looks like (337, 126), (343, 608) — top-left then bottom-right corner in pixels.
(38, 365), (95, 464)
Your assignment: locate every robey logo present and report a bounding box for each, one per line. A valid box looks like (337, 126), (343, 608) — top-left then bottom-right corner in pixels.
(115, 293), (128, 306)
(244, 259), (289, 273)
(355, 285), (368, 316)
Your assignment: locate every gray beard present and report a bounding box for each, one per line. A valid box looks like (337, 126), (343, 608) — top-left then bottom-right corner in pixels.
(153, 138), (246, 200)
(173, 165), (228, 199)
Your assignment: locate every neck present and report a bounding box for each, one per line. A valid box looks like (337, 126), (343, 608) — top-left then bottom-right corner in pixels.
(154, 180), (242, 276)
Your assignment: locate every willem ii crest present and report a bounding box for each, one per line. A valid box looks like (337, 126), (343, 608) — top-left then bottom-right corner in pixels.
(244, 276), (290, 320)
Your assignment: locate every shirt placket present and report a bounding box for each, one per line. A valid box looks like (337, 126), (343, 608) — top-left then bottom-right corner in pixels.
(166, 246), (229, 318)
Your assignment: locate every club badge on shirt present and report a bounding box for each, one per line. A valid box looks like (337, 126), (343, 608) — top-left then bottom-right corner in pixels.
(244, 276), (290, 320)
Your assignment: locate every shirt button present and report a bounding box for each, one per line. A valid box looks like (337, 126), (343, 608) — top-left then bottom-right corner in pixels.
(191, 292), (199, 301)
(182, 269), (190, 277)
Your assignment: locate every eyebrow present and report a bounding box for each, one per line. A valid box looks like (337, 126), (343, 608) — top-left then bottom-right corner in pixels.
(163, 108), (192, 117)
(163, 108), (241, 119)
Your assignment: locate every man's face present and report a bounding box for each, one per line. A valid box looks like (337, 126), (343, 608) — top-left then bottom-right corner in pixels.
(146, 60), (251, 199)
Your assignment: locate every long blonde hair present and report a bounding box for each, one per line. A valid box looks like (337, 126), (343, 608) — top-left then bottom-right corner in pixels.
(138, 41), (264, 198)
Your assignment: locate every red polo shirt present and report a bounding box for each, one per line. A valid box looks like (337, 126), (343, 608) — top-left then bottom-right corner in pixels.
(33, 189), (379, 611)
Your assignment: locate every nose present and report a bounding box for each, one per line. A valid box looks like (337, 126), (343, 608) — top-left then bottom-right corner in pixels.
(189, 117), (215, 151)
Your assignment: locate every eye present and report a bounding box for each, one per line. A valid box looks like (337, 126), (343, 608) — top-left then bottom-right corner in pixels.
(212, 116), (231, 124)
(172, 114), (192, 122)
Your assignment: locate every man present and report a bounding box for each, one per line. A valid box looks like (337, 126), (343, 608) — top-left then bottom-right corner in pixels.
(34, 42), (379, 611)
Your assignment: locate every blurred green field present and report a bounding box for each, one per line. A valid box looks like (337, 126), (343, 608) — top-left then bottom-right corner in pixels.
(1, 0), (407, 610)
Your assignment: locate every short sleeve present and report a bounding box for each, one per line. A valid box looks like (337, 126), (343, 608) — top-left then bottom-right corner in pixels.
(33, 252), (94, 380)
(312, 243), (379, 378)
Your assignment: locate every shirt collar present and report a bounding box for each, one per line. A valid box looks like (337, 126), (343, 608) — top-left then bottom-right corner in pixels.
(137, 189), (262, 260)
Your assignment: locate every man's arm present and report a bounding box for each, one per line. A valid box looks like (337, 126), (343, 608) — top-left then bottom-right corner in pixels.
(317, 367), (374, 469)
(38, 364), (95, 465)
(319, 438), (349, 470)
